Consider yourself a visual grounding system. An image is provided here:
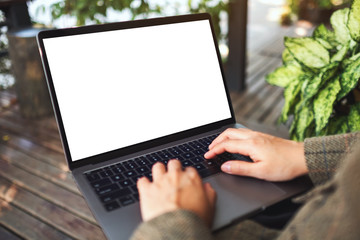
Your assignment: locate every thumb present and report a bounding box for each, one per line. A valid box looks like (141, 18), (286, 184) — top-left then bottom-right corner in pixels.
(204, 182), (216, 227)
(221, 161), (262, 179)
(204, 182), (216, 207)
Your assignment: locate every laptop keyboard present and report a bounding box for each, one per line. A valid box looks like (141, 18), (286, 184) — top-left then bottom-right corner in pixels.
(84, 133), (252, 211)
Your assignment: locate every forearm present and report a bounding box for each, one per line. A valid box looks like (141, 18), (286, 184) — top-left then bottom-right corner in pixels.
(130, 209), (213, 240)
(304, 132), (360, 185)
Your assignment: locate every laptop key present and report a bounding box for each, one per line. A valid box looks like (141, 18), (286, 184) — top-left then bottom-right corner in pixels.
(119, 196), (135, 206)
(123, 161), (138, 170)
(193, 148), (207, 155)
(192, 156), (204, 163)
(204, 159), (216, 168)
(158, 150), (173, 159)
(178, 144), (193, 152)
(136, 158), (150, 166)
(100, 188), (132, 203)
(136, 166), (149, 174)
(189, 141), (205, 149)
(123, 170), (137, 178)
(111, 174), (125, 182)
(131, 185), (138, 193)
(144, 172), (153, 181)
(194, 163), (206, 171)
(182, 160), (193, 167)
(161, 159), (169, 165)
(104, 201), (120, 211)
(91, 178), (111, 188)
(100, 170), (114, 178)
(181, 152), (195, 159)
(97, 183), (120, 195)
(112, 165), (126, 174)
(132, 175), (144, 184)
(85, 172), (101, 182)
(118, 179), (133, 188)
(168, 147), (183, 155)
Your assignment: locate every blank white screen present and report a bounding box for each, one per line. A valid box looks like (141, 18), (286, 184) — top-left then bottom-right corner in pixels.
(43, 20), (232, 161)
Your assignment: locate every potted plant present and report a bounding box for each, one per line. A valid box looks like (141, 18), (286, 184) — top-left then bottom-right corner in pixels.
(267, 0), (360, 141)
(284, 0), (351, 24)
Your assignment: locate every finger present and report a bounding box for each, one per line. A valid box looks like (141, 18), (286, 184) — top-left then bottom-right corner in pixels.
(167, 159), (182, 173)
(208, 128), (234, 149)
(152, 162), (166, 182)
(185, 166), (201, 181)
(221, 161), (262, 179)
(205, 139), (249, 159)
(208, 128), (253, 149)
(137, 176), (150, 193)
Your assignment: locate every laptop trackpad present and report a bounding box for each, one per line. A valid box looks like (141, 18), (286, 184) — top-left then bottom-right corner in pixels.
(206, 173), (286, 230)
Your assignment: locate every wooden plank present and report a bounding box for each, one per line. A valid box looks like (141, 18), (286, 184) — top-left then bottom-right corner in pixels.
(0, 117), (63, 154)
(0, 198), (72, 240)
(234, 58), (282, 109)
(237, 117), (289, 139)
(263, 96), (285, 125)
(259, 37), (285, 58)
(0, 158), (97, 224)
(246, 54), (274, 84)
(0, 224), (22, 240)
(0, 128), (68, 170)
(0, 177), (106, 240)
(2, 110), (61, 141)
(244, 85), (283, 122)
(3, 108), (60, 136)
(238, 84), (275, 119)
(231, 56), (280, 111)
(0, 143), (80, 194)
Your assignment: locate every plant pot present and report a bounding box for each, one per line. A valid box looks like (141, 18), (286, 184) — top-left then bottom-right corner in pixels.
(298, 7), (334, 24)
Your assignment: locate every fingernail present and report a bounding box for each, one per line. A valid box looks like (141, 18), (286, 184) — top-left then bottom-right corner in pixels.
(221, 163), (231, 173)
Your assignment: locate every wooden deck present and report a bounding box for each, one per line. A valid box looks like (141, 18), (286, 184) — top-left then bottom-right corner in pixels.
(0, 22), (312, 239)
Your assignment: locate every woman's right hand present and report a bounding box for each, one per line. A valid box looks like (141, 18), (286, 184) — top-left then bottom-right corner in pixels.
(204, 128), (308, 181)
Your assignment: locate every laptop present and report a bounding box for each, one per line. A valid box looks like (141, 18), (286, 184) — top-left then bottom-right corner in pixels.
(37, 13), (310, 240)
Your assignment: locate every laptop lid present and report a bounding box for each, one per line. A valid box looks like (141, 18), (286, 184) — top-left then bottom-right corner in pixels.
(37, 13), (235, 170)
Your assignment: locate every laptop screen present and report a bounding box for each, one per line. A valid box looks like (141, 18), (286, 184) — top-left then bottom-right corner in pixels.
(42, 18), (232, 162)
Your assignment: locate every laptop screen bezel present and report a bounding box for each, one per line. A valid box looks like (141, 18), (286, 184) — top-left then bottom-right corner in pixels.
(37, 13), (236, 170)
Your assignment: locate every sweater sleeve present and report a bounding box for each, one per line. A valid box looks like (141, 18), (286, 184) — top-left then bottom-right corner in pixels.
(304, 132), (360, 186)
(130, 209), (213, 240)
(130, 210), (280, 240)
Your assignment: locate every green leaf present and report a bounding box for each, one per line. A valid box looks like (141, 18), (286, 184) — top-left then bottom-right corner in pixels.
(291, 103), (314, 141)
(337, 54), (360, 100)
(282, 48), (301, 67)
(280, 78), (301, 122)
(348, 0), (360, 42)
(331, 42), (349, 62)
(313, 77), (341, 134)
(331, 8), (351, 44)
(266, 64), (304, 88)
(301, 62), (339, 100)
(327, 116), (349, 135)
(341, 52), (360, 68)
(348, 102), (360, 131)
(313, 24), (329, 38)
(285, 37), (330, 69)
(316, 38), (333, 50)
(313, 24), (337, 47)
